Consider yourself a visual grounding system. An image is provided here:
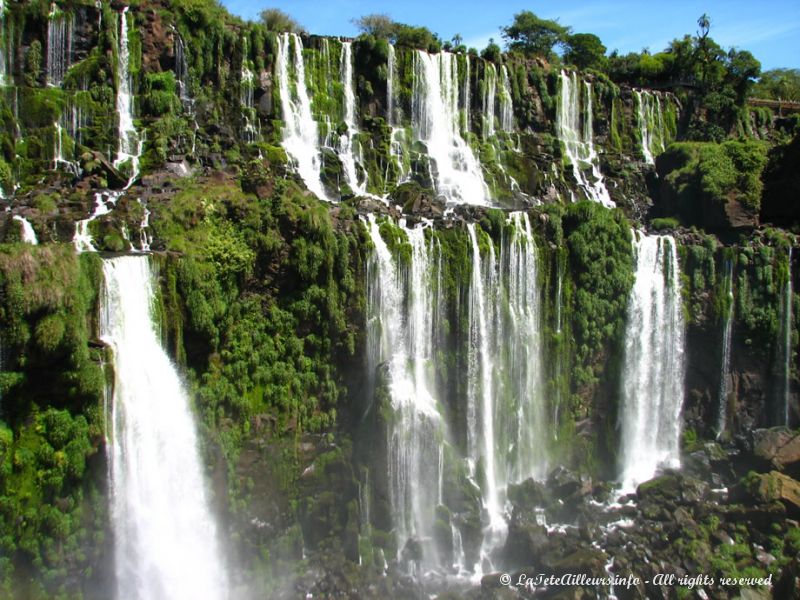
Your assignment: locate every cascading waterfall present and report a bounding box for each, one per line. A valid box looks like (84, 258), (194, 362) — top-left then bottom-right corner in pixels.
(781, 247), (794, 425)
(412, 51), (490, 206)
(462, 55), (471, 136)
(482, 63), (496, 138)
(276, 32), (329, 201)
(239, 36), (258, 142)
(499, 66), (513, 132)
(386, 44), (410, 186)
(0, 0), (7, 86)
(556, 70), (613, 208)
(502, 212), (547, 482)
(73, 192), (121, 252)
(338, 41), (366, 195)
(386, 44), (396, 125)
(101, 256), (227, 600)
(716, 258), (734, 437)
(467, 214), (548, 562)
(13, 215), (38, 244)
(53, 116), (80, 175)
(174, 31), (191, 107)
(365, 215), (445, 573)
(634, 89), (669, 165)
(466, 223), (501, 537)
(46, 3), (73, 87)
(619, 232), (686, 491)
(113, 8), (142, 185)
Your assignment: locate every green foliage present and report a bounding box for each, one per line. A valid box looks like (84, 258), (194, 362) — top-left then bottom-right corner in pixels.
(564, 33), (607, 71)
(480, 40), (502, 63)
(752, 68), (800, 102)
(393, 23), (441, 53)
(25, 40), (43, 86)
(351, 13), (395, 39)
(502, 11), (570, 58)
(651, 217), (680, 231)
(154, 178), (361, 442)
(260, 8), (303, 33)
(661, 140), (768, 215)
(142, 72), (181, 117)
(0, 244), (105, 594)
(561, 202), (634, 384)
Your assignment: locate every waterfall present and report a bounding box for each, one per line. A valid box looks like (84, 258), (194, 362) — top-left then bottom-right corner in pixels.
(73, 192), (120, 252)
(499, 65), (513, 132)
(113, 8), (142, 185)
(387, 44), (395, 125)
(338, 41), (365, 195)
(556, 71), (613, 207)
(467, 223), (502, 538)
(239, 36), (258, 142)
(46, 3), (73, 87)
(0, 0), (7, 86)
(276, 33), (329, 202)
(781, 248), (794, 425)
(634, 89), (669, 165)
(174, 30), (192, 108)
(412, 51), (490, 206)
(100, 256), (227, 600)
(53, 117), (80, 175)
(13, 215), (38, 244)
(619, 232), (685, 491)
(482, 63), (496, 138)
(365, 215), (446, 573)
(462, 55), (471, 136)
(467, 215), (547, 563)
(502, 212), (547, 482)
(716, 258), (734, 437)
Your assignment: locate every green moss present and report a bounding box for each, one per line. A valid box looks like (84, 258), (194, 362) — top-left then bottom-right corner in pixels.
(661, 140), (769, 215)
(651, 217), (680, 231)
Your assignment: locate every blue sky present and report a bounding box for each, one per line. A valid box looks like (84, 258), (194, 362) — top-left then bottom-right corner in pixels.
(221, 0), (799, 70)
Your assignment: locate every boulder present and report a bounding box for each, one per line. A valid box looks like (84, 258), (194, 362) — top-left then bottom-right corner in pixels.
(502, 513), (549, 570)
(752, 428), (800, 475)
(745, 471), (800, 513)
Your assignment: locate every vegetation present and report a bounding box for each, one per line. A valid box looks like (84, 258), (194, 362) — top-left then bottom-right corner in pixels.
(660, 140), (769, 219)
(260, 8), (303, 33)
(564, 33), (607, 71)
(751, 68), (800, 102)
(501, 10), (570, 58)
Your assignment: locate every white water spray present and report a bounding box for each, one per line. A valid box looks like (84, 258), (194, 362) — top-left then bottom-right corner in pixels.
(276, 33), (329, 201)
(412, 51), (490, 206)
(113, 8), (142, 185)
(619, 232), (685, 491)
(101, 256), (227, 600)
(556, 71), (613, 207)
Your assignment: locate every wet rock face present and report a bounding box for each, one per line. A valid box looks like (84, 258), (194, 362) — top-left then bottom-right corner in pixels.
(751, 428), (800, 476)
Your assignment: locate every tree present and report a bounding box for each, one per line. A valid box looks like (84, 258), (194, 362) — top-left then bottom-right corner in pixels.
(351, 13), (396, 39)
(260, 8), (302, 33)
(481, 38), (502, 62)
(501, 10), (570, 58)
(725, 48), (761, 103)
(393, 23), (441, 52)
(564, 33), (607, 71)
(751, 68), (800, 101)
(697, 13), (711, 41)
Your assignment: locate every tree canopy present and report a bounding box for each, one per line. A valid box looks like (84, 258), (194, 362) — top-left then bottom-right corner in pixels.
(501, 10), (570, 58)
(259, 8), (303, 33)
(564, 33), (607, 70)
(351, 13), (395, 39)
(751, 69), (800, 102)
